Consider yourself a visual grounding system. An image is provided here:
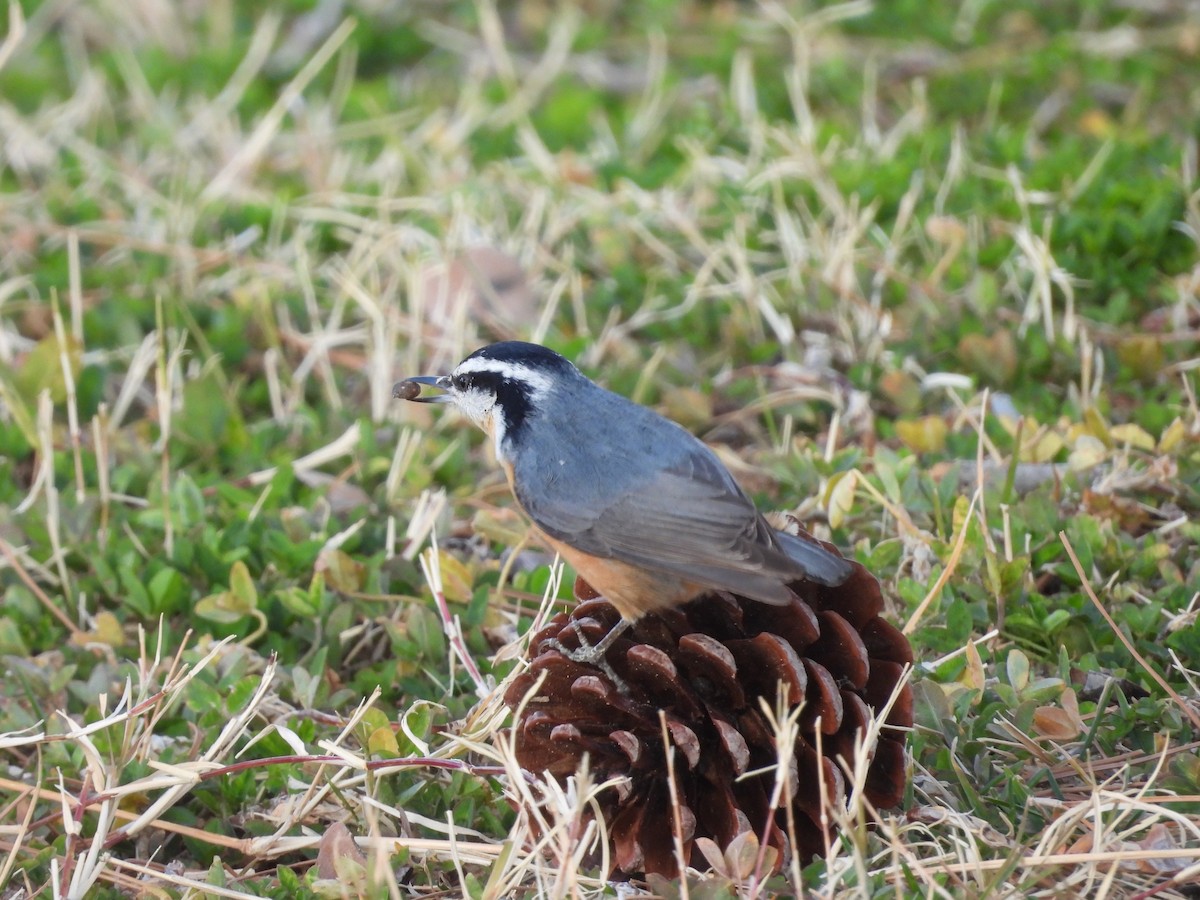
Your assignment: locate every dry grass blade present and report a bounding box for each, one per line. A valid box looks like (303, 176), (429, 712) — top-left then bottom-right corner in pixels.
(201, 17), (357, 201)
(420, 535), (488, 696)
(904, 489), (978, 635)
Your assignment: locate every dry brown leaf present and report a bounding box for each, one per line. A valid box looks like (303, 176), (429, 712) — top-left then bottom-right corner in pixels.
(315, 821), (367, 881)
(1032, 705), (1079, 741)
(418, 246), (536, 339)
(878, 370), (922, 414)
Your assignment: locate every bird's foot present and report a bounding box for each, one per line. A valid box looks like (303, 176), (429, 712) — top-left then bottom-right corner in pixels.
(547, 618), (630, 692)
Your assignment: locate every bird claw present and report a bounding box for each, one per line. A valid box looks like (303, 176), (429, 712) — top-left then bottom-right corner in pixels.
(546, 618), (631, 693)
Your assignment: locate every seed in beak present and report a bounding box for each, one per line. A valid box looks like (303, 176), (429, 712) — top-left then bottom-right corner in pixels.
(392, 379), (421, 401)
(394, 375), (453, 403)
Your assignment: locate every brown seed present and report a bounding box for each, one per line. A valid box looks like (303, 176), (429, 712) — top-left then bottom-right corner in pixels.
(392, 379), (421, 401)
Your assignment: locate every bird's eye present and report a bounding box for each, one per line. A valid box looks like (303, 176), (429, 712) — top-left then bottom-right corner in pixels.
(451, 374), (472, 391)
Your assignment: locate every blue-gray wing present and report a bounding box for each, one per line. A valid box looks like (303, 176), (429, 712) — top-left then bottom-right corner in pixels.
(513, 440), (851, 601)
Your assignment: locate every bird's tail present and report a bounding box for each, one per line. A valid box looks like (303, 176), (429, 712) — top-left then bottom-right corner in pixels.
(776, 528), (855, 587)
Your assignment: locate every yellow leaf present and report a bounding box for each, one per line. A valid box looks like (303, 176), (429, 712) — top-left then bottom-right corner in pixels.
(925, 215), (966, 245)
(1006, 648), (1030, 691)
(1159, 418), (1186, 453)
(436, 550), (475, 603)
(194, 591), (246, 624)
(93, 611), (124, 646)
(366, 725), (400, 757)
(1068, 435), (1107, 471)
(315, 548), (365, 593)
(962, 639), (984, 693)
(957, 331), (1017, 385)
(471, 507), (526, 548)
(356, 707), (390, 736)
(1064, 422), (1090, 444)
(1082, 407), (1113, 447)
(1109, 423), (1155, 451)
(896, 416), (948, 454)
(997, 412), (1028, 437)
(1077, 108), (1115, 138)
(984, 547), (1001, 597)
(951, 493), (973, 537)
(661, 387), (712, 430)
(70, 611), (125, 648)
(1024, 429), (1065, 463)
(825, 470), (857, 529)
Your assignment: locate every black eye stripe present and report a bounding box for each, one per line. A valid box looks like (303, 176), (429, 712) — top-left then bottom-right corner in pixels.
(453, 372), (503, 391)
(495, 378), (533, 436)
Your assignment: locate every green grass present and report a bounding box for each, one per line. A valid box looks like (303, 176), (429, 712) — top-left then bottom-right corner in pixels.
(1, 0), (1198, 896)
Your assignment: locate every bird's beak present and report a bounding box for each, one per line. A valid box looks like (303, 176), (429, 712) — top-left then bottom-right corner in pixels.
(393, 375), (453, 403)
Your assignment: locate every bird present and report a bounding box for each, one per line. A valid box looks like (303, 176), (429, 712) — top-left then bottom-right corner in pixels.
(396, 341), (852, 651)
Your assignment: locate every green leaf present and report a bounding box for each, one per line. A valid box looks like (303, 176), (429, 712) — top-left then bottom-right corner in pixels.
(0, 615), (30, 656)
(945, 596), (972, 644)
(274, 586), (319, 618)
(1006, 649), (1030, 692)
(0, 377), (37, 446)
(118, 558), (153, 618)
(12, 333), (82, 405)
(227, 560), (258, 611)
(171, 473), (207, 529)
(193, 591), (244, 625)
(206, 855), (227, 887)
(406, 603), (445, 661)
(174, 367), (246, 454)
(148, 567), (187, 614)
(292, 665), (318, 708)
(1042, 609), (1071, 635)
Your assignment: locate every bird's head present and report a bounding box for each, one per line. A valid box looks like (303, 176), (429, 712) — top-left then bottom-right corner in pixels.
(397, 341), (580, 456)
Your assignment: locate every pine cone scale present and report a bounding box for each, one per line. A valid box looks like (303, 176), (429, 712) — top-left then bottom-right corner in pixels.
(801, 658), (845, 735)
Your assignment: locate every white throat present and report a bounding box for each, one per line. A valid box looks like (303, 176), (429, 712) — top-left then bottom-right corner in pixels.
(449, 357), (555, 464)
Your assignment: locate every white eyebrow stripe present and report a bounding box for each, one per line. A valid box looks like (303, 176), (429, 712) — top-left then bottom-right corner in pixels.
(453, 357), (554, 396)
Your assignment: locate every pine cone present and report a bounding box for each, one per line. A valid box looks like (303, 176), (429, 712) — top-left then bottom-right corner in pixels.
(504, 525), (913, 878)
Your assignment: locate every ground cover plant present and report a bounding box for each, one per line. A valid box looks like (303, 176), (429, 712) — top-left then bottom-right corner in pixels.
(1, 0), (1198, 896)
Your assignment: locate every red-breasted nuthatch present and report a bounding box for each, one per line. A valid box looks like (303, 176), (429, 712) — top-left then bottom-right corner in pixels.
(397, 341), (853, 629)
